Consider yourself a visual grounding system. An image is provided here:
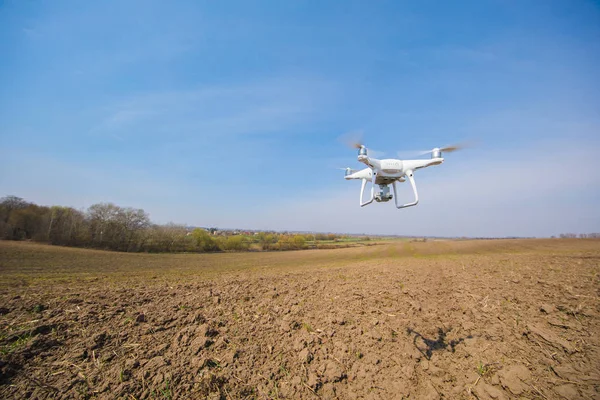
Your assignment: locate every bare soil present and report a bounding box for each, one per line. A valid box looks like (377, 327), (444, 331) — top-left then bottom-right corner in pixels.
(0, 239), (599, 399)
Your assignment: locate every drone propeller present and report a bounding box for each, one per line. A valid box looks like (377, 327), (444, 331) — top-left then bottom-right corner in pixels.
(419, 143), (467, 155)
(338, 131), (366, 150)
(338, 133), (387, 159)
(398, 142), (470, 158)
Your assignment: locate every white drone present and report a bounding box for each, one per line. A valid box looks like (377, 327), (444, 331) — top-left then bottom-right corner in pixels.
(342, 141), (464, 208)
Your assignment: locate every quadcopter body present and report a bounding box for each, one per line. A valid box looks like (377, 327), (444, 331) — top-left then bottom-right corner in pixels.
(343, 144), (459, 208)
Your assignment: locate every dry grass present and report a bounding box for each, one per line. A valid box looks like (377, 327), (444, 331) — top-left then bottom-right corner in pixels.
(1, 238), (597, 287)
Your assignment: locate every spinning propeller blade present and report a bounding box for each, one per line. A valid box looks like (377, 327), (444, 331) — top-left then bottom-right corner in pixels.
(338, 131), (365, 150)
(399, 142), (470, 158)
(338, 133), (387, 159)
(438, 143), (467, 153)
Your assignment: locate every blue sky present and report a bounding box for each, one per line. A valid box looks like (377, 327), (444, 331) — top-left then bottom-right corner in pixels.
(1, 0), (599, 237)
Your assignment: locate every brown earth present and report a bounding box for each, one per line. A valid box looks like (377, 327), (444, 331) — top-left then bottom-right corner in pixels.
(0, 239), (599, 399)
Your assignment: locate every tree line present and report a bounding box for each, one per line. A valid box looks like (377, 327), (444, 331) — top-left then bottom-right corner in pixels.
(557, 233), (600, 239)
(0, 196), (352, 253)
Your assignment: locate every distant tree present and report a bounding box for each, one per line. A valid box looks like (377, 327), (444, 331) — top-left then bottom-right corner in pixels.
(191, 228), (219, 252)
(276, 235), (288, 250)
(120, 207), (150, 251)
(88, 203), (121, 247)
(0, 196), (30, 221)
(315, 233), (328, 241)
(0, 196), (32, 239)
(87, 203), (149, 251)
(222, 235), (249, 251)
(140, 224), (192, 252)
(257, 233), (278, 250)
(7, 204), (47, 240)
(559, 233), (578, 239)
(292, 235), (306, 249)
(45, 206), (88, 245)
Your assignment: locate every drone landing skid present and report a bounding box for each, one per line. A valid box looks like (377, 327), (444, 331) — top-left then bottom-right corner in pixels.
(392, 171), (419, 209)
(359, 178), (375, 207)
(359, 171), (419, 209)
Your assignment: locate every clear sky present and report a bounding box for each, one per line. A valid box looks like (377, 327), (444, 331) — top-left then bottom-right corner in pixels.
(1, 0), (599, 237)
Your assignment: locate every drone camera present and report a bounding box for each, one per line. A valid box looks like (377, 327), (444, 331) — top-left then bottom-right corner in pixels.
(375, 184), (393, 202)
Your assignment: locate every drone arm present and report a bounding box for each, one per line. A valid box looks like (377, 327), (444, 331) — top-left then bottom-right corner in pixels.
(393, 170), (419, 209)
(358, 155), (381, 170)
(403, 158), (443, 171)
(359, 177), (375, 207)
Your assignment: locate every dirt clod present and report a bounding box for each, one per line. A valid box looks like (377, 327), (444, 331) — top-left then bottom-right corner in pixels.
(298, 348), (313, 364)
(478, 382), (508, 400)
(323, 360), (345, 382)
(540, 303), (557, 313)
(498, 365), (531, 395)
(554, 384), (580, 399)
(307, 372), (320, 389)
(90, 332), (108, 349)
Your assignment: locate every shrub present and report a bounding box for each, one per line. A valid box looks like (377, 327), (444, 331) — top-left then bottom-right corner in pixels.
(191, 228), (219, 252)
(222, 235), (249, 251)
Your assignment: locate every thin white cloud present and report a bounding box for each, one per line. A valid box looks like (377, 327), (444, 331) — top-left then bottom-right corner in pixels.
(90, 77), (337, 140)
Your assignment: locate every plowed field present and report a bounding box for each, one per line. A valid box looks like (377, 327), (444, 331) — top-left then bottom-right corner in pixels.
(1, 239), (599, 399)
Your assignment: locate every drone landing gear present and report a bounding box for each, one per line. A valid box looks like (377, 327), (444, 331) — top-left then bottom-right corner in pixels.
(360, 171), (419, 208)
(392, 170), (419, 209)
(359, 177), (375, 207)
